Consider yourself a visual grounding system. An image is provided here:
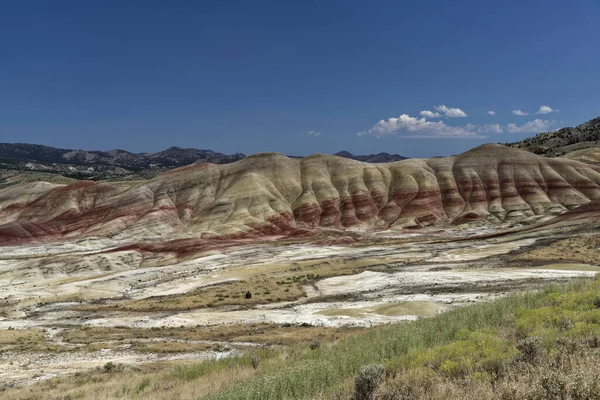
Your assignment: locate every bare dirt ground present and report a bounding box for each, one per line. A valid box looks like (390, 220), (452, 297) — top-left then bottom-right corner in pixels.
(1, 225), (598, 389)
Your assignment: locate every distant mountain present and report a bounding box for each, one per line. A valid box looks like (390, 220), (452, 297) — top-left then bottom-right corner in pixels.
(146, 147), (246, 166)
(0, 143), (246, 181)
(334, 151), (407, 163)
(506, 116), (600, 156)
(0, 142), (412, 184)
(0, 144), (246, 169)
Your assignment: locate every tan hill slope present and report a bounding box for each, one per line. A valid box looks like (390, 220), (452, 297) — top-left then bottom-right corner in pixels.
(561, 147), (600, 165)
(0, 144), (600, 245)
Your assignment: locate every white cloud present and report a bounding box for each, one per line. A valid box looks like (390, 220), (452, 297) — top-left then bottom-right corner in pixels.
(419, 110), (442, 118)
(466, 124), (504, 134)
(488, 110), (496, 116)
(536, 105), (555, 114)
(506, 119), (554, 133)
(357, 114), (485, 139)
(305, 130), (321, 137)
(512, 109), (529, 116)
(434, 105), (468, 118)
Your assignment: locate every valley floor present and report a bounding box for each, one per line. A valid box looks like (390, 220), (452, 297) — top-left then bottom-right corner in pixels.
(1, 222), (600, 398)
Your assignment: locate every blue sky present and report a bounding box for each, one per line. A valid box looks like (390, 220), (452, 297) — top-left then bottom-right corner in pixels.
(1, 0), (599, 158)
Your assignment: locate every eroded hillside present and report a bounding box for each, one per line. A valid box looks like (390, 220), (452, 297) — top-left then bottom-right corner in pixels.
(0, 144), (599, 246)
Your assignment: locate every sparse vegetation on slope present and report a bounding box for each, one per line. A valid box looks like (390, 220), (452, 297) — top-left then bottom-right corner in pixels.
(506, 116), (600, 157)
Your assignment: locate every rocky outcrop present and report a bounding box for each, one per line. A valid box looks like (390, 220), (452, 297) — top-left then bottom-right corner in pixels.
(1, 144), (600, 245)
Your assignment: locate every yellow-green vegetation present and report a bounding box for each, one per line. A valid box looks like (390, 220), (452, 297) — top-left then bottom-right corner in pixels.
(207, 277), (600, 400)
(387, 328), (519, 378)
(6, 277), (600, 399)
(374, 278), (600, 399)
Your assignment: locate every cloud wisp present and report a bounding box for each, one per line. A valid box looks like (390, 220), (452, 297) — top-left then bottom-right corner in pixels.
(506, 119), (554, 133)
(467, 124), (504, 134)
(434, 105), (468, 118)
(512, 109), (529, 116)
(305, 130), (322, 137)
(537, 105), (556, 114)
(488, 110), (496, 116)
(419, 110), (441, 118)
(357, 114), (487, 139)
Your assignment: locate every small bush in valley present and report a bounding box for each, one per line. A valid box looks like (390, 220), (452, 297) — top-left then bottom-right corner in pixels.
(103, 362), (122, 373)
(354, 364), (385, 400)
(517, 336), (542, 364)
(309, 340), (321, 350)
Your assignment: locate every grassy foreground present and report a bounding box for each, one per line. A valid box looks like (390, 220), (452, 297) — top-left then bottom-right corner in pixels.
(208, 277), (600, 400)
(6, 277), (600, 399)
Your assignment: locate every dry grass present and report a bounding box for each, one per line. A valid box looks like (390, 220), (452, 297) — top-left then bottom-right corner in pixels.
(73, 256), (395, 313)
(374, 348), (600, 400)
(59, 323), (361, 347)
(0, 328), (64, 353)
(1, 324), (358, 399)
(0, 328), (45, 345)
(0, 324), (359, 358)
(78, 278), (307, 311)
(318, 302), (444, 318)
(514, 234), (600, 264)
(34, 293), (87, 305)
(130, 342), (215, 354)
(1, 360), (258, 400)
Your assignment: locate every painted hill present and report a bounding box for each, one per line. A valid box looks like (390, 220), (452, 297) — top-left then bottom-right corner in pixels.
(561, 147), (600, 165)
(1, 144), (600, 246)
